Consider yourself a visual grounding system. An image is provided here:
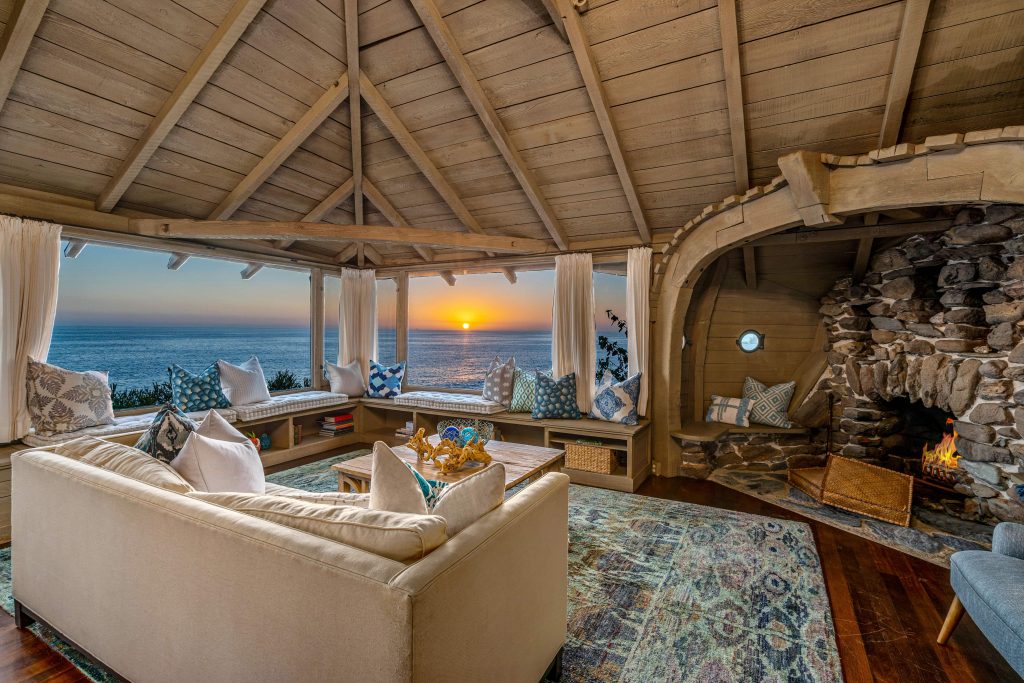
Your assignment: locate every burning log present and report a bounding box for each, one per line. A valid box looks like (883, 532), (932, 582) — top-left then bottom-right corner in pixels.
(921, 418), (960, 484)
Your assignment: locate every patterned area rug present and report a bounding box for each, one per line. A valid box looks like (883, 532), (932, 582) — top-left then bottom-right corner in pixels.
(1, 451), (842, 683)
(710, 467), (992, 567)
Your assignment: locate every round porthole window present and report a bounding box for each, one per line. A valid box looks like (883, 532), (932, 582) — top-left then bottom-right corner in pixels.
(737, 330), (764, 353)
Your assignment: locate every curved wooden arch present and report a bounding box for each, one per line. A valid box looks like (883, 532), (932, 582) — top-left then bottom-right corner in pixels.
(650, 127), (1024, 477)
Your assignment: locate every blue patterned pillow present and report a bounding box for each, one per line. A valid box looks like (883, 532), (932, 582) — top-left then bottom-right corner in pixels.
(705, 395), (752, 427)
(590, 371), (641, 425)
(532, 372), (580, 420)
(169, 363), (230, 412)
(134, 403), (198, 463)
(743, 377), (795, 428)
(403, 462), (448, 508)
(367, 360), (406, 399)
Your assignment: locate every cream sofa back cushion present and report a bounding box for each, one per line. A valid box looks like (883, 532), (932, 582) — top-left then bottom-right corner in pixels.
(190, 492), (447, 562)
(49, 436), (194, 494)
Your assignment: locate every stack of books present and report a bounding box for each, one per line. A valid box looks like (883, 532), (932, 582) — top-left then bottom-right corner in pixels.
(394, 421), (416, 439)
(319, 413), (354, 437)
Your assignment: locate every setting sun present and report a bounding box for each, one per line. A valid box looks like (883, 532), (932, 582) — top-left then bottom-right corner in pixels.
(462, 322), (471, 330)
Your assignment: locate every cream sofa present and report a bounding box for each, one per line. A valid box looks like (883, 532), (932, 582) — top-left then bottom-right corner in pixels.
(11, 443), (569, 683)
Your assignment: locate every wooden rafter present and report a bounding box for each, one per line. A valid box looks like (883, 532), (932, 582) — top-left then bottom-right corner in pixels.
(878, 0), (931, 147)
(853, 212), (879, 280)
(344, 0), (363, 225)
(95, 0), (266, 212)
(335, 243), (358, 264)
(742, 245), (756, 288)
(0, 0), (49, 116)
(538, 0), (567, 41)
(440, 271), (456, 286)
(556, 0), (650, 243)
(274, 175), (356, 250)
(408, 0), (570, 250)
(777, 151), (842, 227)
(717, 0), (749, 193)
(131, 218), (552, 253)
(363, 242), (383, 265)
(363, 177), (434, 262)
(209, 73), (350, 219)
(502, 267), (517, 284)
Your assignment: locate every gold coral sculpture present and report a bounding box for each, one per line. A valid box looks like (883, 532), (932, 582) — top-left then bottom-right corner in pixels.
(404, 428), (492, 474)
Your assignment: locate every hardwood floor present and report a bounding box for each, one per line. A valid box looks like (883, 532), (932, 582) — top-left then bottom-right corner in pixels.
(0, 475), (1017, 682)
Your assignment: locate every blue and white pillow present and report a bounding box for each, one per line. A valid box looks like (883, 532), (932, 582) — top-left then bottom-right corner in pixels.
(743, 377), (795, 428)
(705, 395), (752, 427)
(404, 462), (449, 508)
(134, 403), (198, 463)
(532, 371), (580, 420)
(169, 363), (230, 412)
(367, 360), (406, 399)
(590, 371), (641, 425)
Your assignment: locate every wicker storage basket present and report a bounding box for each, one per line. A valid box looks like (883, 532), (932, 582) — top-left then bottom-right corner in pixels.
(565, 443), (617, 474)
(820, 455), (913, 527)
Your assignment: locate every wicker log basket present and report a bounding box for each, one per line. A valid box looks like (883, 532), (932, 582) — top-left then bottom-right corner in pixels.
(789, 454), (914, 527)
(565, 443), (617, 474)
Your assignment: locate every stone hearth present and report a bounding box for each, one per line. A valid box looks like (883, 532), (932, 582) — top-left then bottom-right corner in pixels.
(823, 204), (1024, 524)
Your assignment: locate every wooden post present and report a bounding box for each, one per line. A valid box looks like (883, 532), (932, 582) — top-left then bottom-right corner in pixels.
(396, 272), (409, 363)
(309, 267), (325, 389)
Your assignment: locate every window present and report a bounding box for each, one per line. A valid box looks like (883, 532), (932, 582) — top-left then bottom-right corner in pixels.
(324, 276), (397, 369)
(407, 271), (554, 389)
(595, 270), (628, 382)
(737, 330), (764, 353)
(51, 243), (311, 409)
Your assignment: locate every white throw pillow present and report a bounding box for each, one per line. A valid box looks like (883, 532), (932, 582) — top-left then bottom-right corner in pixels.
(432, 462), (505, 535)
(369, 441), (429, 515)
(171, 420), (265, 494)
(195, 408), (248, 443)
(326, 359), (365, 397)
(216, 356), (272, 406)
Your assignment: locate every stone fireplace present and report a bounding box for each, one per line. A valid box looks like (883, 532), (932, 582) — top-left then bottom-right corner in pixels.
(823, 203), (1024, 524)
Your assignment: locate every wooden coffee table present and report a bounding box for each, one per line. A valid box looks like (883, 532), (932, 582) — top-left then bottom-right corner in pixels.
(332, 436), (565, 493)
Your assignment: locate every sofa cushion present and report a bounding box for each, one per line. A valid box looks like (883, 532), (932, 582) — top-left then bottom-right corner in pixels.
(482, 356), (515, 407)
(48, 436), (194, 494)
(171, 420), (265, 494)
(326, 360), (365, 397)
(190, 492), (447, 562)
(743, 377), (795, 428)
(394, 391), (504, 415)
(20, 407), (238, 448)
(367, 360), (406, 399)
(532, 372), (580, 420)
(217, 356), (272, 406)
(951, 550), (1024, 673)
(134, 403), (198, 463)
(169, 363), (231, 412)
(432, 462), (505, 536)
(264, 482), (369, 507)
(230, 391), (350, 422)
(369, 441), (429, 515)
(589, 371), (641, 425)
(25, 358), (115, 436)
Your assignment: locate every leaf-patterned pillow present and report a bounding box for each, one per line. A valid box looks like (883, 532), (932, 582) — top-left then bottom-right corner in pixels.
(25, 358), (115, 436)
(532, 372), (580, 420)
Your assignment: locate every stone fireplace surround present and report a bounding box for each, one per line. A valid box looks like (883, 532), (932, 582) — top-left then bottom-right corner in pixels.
(823, 203), (1024, 524)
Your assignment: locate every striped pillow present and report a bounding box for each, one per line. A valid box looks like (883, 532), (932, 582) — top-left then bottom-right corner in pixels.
(705, 395), (752, 427)
(743, 377), (795, 428)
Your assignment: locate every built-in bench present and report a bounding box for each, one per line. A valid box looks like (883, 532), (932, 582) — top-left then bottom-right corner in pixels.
(671, 422), (809, 443)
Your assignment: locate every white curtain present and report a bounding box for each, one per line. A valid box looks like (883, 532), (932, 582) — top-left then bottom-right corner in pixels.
(552, 253), (595, 413)
(338, 268), (377, 379)
(0, 216), (61, 443)
(627, 246), (652, 416)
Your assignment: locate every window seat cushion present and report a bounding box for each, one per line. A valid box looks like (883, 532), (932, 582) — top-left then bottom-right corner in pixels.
(672, 422), (808, 443)
(231, 391), (350, 422)
(393, 391), (505, 415)
(21, 408), (237, 447)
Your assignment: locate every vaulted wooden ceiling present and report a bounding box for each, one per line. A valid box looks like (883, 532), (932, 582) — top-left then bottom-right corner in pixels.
(0, 0), (1020, 270)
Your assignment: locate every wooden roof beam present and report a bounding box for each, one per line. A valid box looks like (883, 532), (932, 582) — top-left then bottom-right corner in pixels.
(776, 151), (842, 227)
(408, 0), (570, 250)
(0, 0), (49, 116)
(363, 177), (433, 262)
(209, 73), (350, 219)
(502, 267), (517, 284)
(95, 0), (267, 212)
(555, 0), (650, 243)
(742, 245), (756, 288)
(275, 176), (356, 250)
(130, 219), (553, 253)
(878, 0), (931, 147)
(63, 239), (86, 259)
(344, 0), (363, 225)
(167, 253), (190, 270)
(240, 263), (263, 280)
(440, 271), (456, 286)
(335, 243), (358, 264)
(538, 0), (567, 41)
(717, 0), (749, 194)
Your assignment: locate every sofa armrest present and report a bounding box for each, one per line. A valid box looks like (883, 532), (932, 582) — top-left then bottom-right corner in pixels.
(992, 522), (1024, 559)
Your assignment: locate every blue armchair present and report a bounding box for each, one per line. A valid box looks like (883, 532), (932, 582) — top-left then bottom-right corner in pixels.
(939, 522), (1024, 677)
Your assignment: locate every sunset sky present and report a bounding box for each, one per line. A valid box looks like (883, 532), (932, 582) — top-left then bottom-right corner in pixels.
(57, 244), (627, 332)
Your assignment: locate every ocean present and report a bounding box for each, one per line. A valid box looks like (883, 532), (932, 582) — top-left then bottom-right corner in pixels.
(47, 325), (627, 391)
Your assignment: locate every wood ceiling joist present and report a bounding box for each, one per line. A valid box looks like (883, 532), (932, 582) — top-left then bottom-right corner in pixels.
(94, 0), (267, 212)
(555, 0), (651, 244)
(538, 0), (568, 41)
(363, 176), (434, 262)
(274, 175), (356, 249)
(130, 218), (552, 253)
(335, 243), (358, 264)
(879, 0), (932, 147)
(208, 72), (350, 220)
(344, 0), (363, 225)
(408, 0), (570, 250)
(0, 0), (49, 115)
(717, 0), (750, 194)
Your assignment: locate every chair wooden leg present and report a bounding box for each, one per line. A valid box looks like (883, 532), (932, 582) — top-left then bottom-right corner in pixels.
(937, 595), (965, 645)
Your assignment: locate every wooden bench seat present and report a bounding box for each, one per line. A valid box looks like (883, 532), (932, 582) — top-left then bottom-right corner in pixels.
(672, 422), (809, 443)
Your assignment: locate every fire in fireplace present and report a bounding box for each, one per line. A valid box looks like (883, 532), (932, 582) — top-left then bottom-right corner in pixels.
(921, 418), (960, 485)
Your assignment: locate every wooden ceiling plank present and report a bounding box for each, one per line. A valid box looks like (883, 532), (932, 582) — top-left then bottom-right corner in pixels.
(344, 0), (364, 225)
(363, 176), (433, 261)
(209, 73), (350, 219)
(95, 0), (267, 212)
(0, 0), (49, 116)
(717, 0), (750, 194)
(408, 0), (570, 250)
(878, 0), (932, 147)
(556, 0), (651, 243)
(130, 218), (553, 253)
